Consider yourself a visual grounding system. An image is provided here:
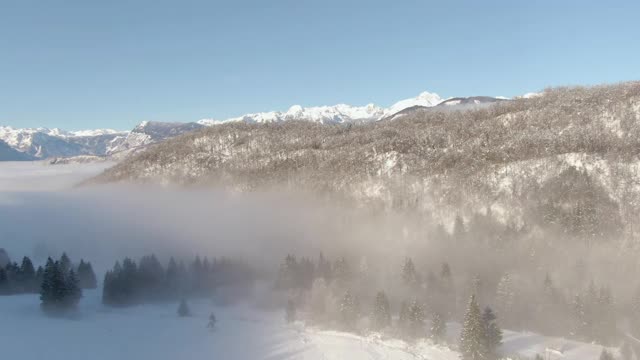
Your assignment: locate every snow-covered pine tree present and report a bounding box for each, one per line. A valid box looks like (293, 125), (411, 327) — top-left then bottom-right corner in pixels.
(373, 291), (391, 330)
(339, 290), (359, 330)
(407, 300), (426, 339)
(208, 313), (216, 329)
(77, 260), (97, 289)
(620, 340), (633, 360)
(64, 269), (82, 308)
(401, 257), (419, 287)
(333, 257), (351, 286)
(482, 307), (503, 358)
(20, 256), (36, 292)
(286, 299), (296, 323)
(600, 348), (614, 360)
(430, 312), (446, 343)
(398, 300), (410, 331)
(0, 267), (8, 294)
(495, 272), (515, 325)
(40, 258), (69, 312)
(316, 252), (333, 282)
(178, 298), (190, 317)
(59, 253), (71, 275)
(460, 295), (488, 360)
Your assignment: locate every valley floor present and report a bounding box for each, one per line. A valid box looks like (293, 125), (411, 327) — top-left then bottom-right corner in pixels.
(0, 290), (609, 360)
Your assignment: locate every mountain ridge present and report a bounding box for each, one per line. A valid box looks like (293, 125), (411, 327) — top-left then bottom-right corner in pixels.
(0, 91), (505, 160)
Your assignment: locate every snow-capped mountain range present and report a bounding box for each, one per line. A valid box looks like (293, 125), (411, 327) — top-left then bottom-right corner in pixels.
(0, 91), (504, 160)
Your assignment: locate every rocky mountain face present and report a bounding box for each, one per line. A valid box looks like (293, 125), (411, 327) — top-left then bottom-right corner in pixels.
(90, 82), (640, 242)
(0, 139), (35, 161)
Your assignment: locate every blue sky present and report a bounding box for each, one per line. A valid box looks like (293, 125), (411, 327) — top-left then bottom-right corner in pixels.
(1, 0), (639, 130)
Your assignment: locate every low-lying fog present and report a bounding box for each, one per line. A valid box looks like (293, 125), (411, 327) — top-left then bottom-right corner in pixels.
(0, 161), (410, 274)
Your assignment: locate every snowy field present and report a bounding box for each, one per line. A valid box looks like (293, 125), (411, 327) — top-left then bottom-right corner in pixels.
(0, 290), (460, 360)
(0, 289), (611, 360)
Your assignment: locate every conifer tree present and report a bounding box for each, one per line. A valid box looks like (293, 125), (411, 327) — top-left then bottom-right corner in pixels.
(178, 298), (190, 317)
(0, 267), (8, 294)
(460, 295), (488, 360)
(495, 272), (515, 325)
(431, 312), (446, 343)
(482, 307), (503, 358)
(407, 300), (426, 339)
(333, 257), (351, 286)
(373, 291), (391, 330)
(77, 260), (97, 289)
(208, 313), (217, 329)
(600, 348), (614, 360)
(402, 257), (419, 286)
(317, 252), (333, 282)
(59, 253), (71, 275)
(64, 269), (82, 308)
(339, 290), (359, 329)
(398, 300), (410, 330)
(286, 299), (296, 323)
(20, 256), (36, 292)
(621, 340), (633, 360)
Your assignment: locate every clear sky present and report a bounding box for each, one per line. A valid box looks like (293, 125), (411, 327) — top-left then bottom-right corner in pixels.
(1, 0), (639, 130)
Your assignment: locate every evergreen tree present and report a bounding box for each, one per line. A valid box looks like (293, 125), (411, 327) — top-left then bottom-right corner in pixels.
(373, 291), (391, 330)
(453, 215), (466, 241)
(398, 300), (410, 332)
(495, 272), (515, 325)
(0, 267), (8, 294)
(77, 260), (97, 289)
(621, 340), (633, 360)
(20, 256), (36, 292)
(600, 348), (614, 360)
(333, 257), (352, 286)
(178, 298), (190, 317)
(407, 300), (426, 339)
(339, 290), (359, 329)
(460, 295), (488, 360)
(59, 253), (71, 275)
(286, 299), (296, 323)
(64, 269), (82, 308)
(401, 257), (419, 287)
(40, 258), (80, 312)
(208, 313), (217, 329)
(431, 312), (446, 343)
(317, 252), (333, 282)
(482, 307), (503, 358)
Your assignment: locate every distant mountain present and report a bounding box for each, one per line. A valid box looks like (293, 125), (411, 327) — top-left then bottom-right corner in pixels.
(198, 104), (386, 125)
(0, 90), (508, 161)
(0, 139), (34, 161)
(381, 96), (507, 121)
(197, 92), (444, 126)
(0, 121), (205, 161)
(0, 126), (128, 159)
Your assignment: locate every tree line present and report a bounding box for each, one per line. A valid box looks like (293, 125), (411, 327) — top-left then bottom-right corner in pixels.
(102, 254), (256, 306)
(275, 252), (633, 360)
(0, 251), (97, 314)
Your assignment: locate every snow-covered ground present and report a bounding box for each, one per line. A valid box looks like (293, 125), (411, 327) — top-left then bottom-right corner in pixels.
(0, 289), (611, 360)
(0, 290), (459, 360)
